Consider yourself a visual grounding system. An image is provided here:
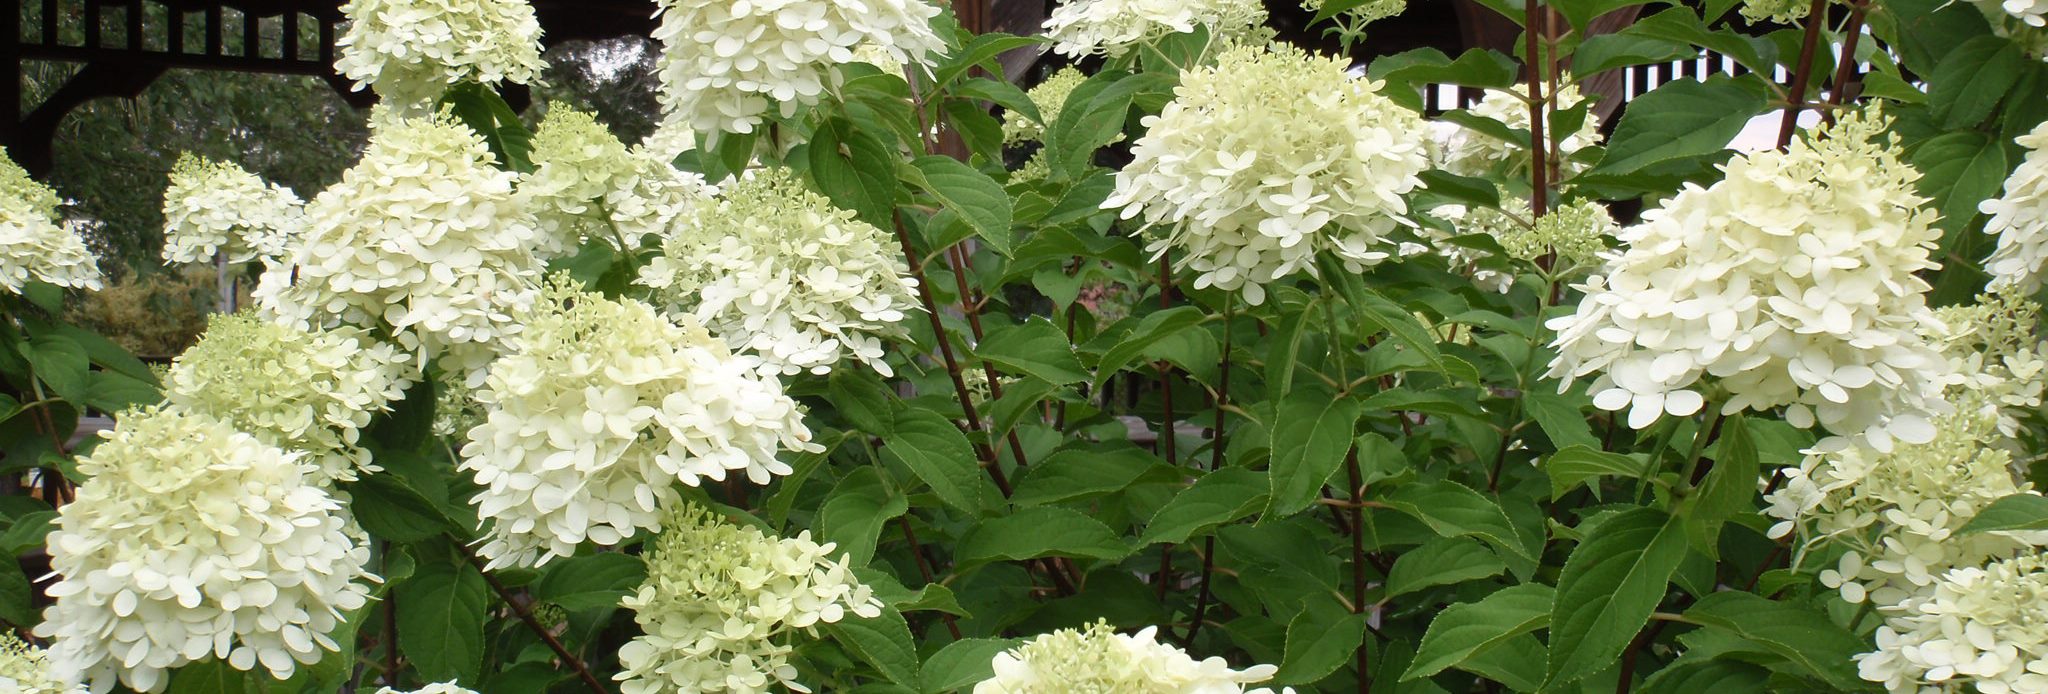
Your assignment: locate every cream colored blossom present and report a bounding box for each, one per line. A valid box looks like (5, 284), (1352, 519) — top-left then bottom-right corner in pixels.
(0, 633), (84, 694)
(35, 407), (376, 693)
(2002, 0), (2048, 26)
(523, 107), (716, 259)
(972, 620), (1291, 693)
(159, 154), (302, 267)
(1412, 199), (1526, 293)
(1303, 0), (1405, 22)
(638, 169), (918, 376)
(334, 0), (545, 111)
(1740, 0), (1818, 24)
(164, 313), (414, 484)
(616, 503), (880, 694)
(1857, 552), (2048, 693)
(458, 282), (821, 569)
(253, 110), (542, 379)
(1439, 83), (1603, 181)
(0, 148), (101, 294)
(1930, 294), (2048, 437)
(1044, 0), (1269, 58)
(651, 0), (943, 138)
(1105, 44), (1430, 305)
(1545, 111), (1951, 447)
(1985, 121), (2048, 294)
(1003, 67), (1090, 145)
(377, 684), (479, 694)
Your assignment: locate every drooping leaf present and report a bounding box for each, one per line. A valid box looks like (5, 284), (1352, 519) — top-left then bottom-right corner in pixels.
(1384, 537), (1507, 598)
(1265, 393), (1363, 518)
(1958, 493), (2048, 534)
(956, 507), (1132, 568)
(1141, 467), (1270, 546)
(1404, 583), (1555, 681)
(1680, 591), (1868, 690)
(825, 605), (922, 689)
(396, 561), (490, 684)
(977, 317), (1089, 386)
(1584, 74), (1768, 178)
(1544, 445), (1645, 500)
(904, 155), (1015, 256)
(819, 467), (911, 567)
(1545, 508), (1687, 686)
(881, 407), (999, 515)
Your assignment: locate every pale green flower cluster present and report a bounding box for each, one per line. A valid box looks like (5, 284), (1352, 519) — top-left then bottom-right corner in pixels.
(1984, 121), (2048, 295)
(1412, 197), (1612, 292)
(523, 107), (716, 259)
(1505, 199), (1614, 269)
(458, 282), (821, 569)
(35, 406), (375, 693)
(378, 684), (479, 694)
(1739, 0), (1816, 24)
(972, 621), (1290, 693)
(1858, 552), (2048, 692)
(1004, 67), (1089, 145)
(0, 148), (101, 294)
(1439, 84), (1604, 182)
(1043, 0), (1269, 58)
(616, 503), (880, 694)
(1546, 111), (1951, 447)
(253, 111), (542, 380)
(1413, 199), (1526, 293)
(0, 633), (83, 694)
(334, 0), (546, 111)
(1932, 294), (2048, 436)
(651, 0), (943, 139)
(1302, 0), (1406, 22)
(164, 313), (414, 484)
(1105, 44), (1431, 305)
(637, 169), (919, 376)
(159, 154), (302, 267)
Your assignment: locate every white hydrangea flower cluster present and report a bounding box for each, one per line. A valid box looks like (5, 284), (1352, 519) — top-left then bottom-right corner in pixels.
(1302, 0), (1406, 22)
(333, 0), (546, 111)
(1740, 0), (1818, 24)
(253, 111), (542, 379)
(1545, 111), (1951, 445)
(616, 503), (881, 694)
(650, 0), (944, 138)
(1764, 399), (2046, 608)
(1044, 0), (1270, 58)
(1412, 199), (1527, 293)
(1931, 294), (2048, 436)
(1984, 121), (2048, 295)
(1983, 0), (2048, 28)
(377, 683), (479, 694)
(164, 312), (414, 484)
(1439, 84), (1604, 182)
(159, 154), (302, 267)
(1857, 552), (2048, 693)
(1104, 44), (1431, 306)
(973, 621), (1291, 693)
(35, 406), (376, 693)
(1412, 198), (1617, 292)
(0, 633), (83, 694)
(0, 148), (101, 294)
(459, 282), (822, 569)
(637, 169), (918, 376)
(1003, 67), (1089, 145)
(522, 107), (717, 259)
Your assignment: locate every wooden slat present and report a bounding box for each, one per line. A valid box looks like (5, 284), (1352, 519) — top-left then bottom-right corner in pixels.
(203, 3), (219, 55)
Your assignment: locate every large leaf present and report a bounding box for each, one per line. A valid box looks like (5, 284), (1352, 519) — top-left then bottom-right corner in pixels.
(396, 561), (490, 685)
(1545, 508), (1687, 686)
(1384, 537), (1507, 598)
(1272, 606), (1369, 685)
(809, 116), (901, 230)
(1012, 443), (1173, 507)
(1958, 493), (2048, 534)
(1929, 35), (2028, 130)
(923, 638), (1023, 693)
(819, 467), (911, 567)
(1379, 480), (1536, 562)
(1680, 591), (1868, 689)
(1264, 393), (1363, 518)
(166, 660), (250, 694)
(1681, 415), (1760, 558)
(824, 606), (921, 689)
(1092, 306), (1208, 386)
(1911, 130), (2008, 235)
(1320, 260), (1480, 384)
(1584, 74), (1767, 178)
(1372, 48), (1521, 90)
(904, 156), (1015, 255)
(956, 507), (1132, 568)
(1543, 445), (1644, 501)
(1572, 34), (1694, 76)
(1140, 467), (1269, 546)
(977, 318), (1089, 386)
(1404, 583), (1555, 681)
(346, 473), (463, 543)
(882, 407), (999, 515)
(532, 552), (645, 612)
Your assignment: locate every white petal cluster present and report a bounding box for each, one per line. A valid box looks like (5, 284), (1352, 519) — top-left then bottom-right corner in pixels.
(0, 148), (101, 294)
(159, 154), (302, 267)
(973, 621), (1291, 693)
(1985, 0), (2048, 28)
(616, 503), (881, 694)
(1857, 552), (2048, 693)
(377, 683), (479, 694)
(651, 0), (944, 138)
(1931, 294), (2048, 437)
(1412, 199), (1526, 294)
(1984, 121), (2048, 295)
(458, 282), (821, 569)
(1003, 67), (1090, 145)
(0, 633), (84, 694)
(164, 312), (414, 484)
(1438, 84), (1604, 181)
(1545, 111), (1951, 445)
(1302, 0), (1405, 22)
(1740, 0), (1817, 24)
(1044, 0), (1269, 58)
(522, 107), (716, 260)
(638, 169), (918, 376)
(1104, 44), (1430, 305)
(1412, 198), (1616, 293)
(333, 0), (545, 111)
(1764, 398), (2045, 608)
(34, 406), (375, 693)
(253, 111), (542, 379)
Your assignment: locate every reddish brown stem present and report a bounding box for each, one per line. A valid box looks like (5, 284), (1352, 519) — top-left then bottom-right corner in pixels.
(898, 516), (963, 639)
(1525, 0), (1550, 217)
(1156, 254), (1178, 463)
(1822, 2), (1870, 117)
(890, 212), (1014, 496)
(1778, 0), (1830, 150)
(1345, 446), (1372, 694)
(944, 244), (1032, 472)
(458, 549), (608, 694)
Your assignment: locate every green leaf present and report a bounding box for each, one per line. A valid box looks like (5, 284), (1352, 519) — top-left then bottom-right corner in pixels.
(1525, 388), (1600, 450)
(956, 507), (1132, 568)
(1319, 261), (1479, 384)
(1555, 0), (1655, 30)
(931, 33), (1044, 91)
(1416, 170), (1502, 209)
(22, 333), (89, 405)
(1093, 306), (1208, 386)
(1878, 0), (1994, 75)
(1911, 131), (2008, 234)
(922, 638), (1023, 694)
(1013, 443), (1172, 507)
(819, 467), (909, 568)
(396, 561), (490, 685)
(1141, 467), (1269, 546)
(1385, 537), (1507, 598)
(1544, 445), (1645, 500)
(1680, 591), (1868, 689)
(166, 660), (250, 694)
(532, 553), (645, 612)
(809, 116), (902, 231)
(1264, 393), (1364, 518)
(0, 561), (33, 627)
(44, 321), (155, 383)
(0, 510), (55, 555)
(1585, 74), (1768, 178)
(1929, 35), (2027, 130)
(1264, 304), (1313, 398)
(1620, 8), (1778, 74)
(825, 605), (922, 689)
(1373, 48), (1521, 90)
(977, 317), (1089, 386)
(1958, 493), (2048, 534)
(943, 99), (1005, 163)
(442, 82), (535, 172)
(1404, 583), (1555, 681)
(1639, 659), (1772, 693)
(1546, 508), (1687, 686)
(1681, 415), (1759, 558)
(1043, 72), (1174, 180)
(81, 370), (160, 413)
(882, 407), (999, 515)
(986, 377), (1056, 441)
(1272, 607), (1369, 685)
(346, 472), (463, 543)
(828, 367), (898, 435)
(904, 155), (1015, 256)
(1379, 480), (1536, 562)
(1572, 34), (1694, 76)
